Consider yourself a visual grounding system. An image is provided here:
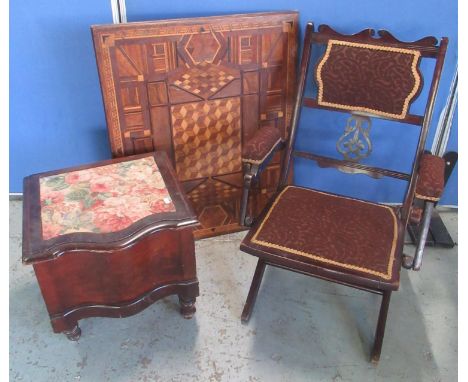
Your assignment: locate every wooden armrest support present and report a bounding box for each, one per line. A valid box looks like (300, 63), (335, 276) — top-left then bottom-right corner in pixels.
(239, 127), (284, 227)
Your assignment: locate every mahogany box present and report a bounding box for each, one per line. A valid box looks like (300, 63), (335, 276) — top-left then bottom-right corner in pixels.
(22, 152), (199, 340)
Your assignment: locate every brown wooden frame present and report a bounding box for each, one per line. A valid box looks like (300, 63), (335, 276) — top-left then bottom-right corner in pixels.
(241, 23), (448, 363)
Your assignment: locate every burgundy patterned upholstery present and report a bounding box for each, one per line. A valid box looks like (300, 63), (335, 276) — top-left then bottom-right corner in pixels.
(415, 154), (445, 201)
(241, 186), (402, 289)
(242, 126), (282, 164)
(316, 40), (421, 119)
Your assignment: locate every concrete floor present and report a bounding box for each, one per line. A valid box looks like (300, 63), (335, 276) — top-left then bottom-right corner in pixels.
(10, 200), (457, 381)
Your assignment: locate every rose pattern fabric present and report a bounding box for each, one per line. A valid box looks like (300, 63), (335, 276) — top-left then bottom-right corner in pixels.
(40, 157), (175, 240)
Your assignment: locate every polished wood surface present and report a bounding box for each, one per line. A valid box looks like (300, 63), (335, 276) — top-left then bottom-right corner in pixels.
(294, 151), (411, 181)
(22, 152), (199, 339)
(92, 12), (298, 238)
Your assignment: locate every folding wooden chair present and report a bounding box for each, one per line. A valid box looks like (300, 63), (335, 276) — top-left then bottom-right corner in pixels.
(239, 22), (448, 362)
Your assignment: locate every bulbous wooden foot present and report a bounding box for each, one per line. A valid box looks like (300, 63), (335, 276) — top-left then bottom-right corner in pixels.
(63, 324), (81, 341)
(179, 296), (196, 319)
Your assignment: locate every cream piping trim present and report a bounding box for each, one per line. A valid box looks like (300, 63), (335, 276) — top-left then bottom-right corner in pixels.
(415, 192), (440, 202)
(316, 40), (421, 120)
(251, 186), (398, 280)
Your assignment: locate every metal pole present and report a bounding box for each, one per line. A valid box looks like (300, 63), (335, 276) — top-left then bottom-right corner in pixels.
(431, 66), (458, 156)
(412, 202), (435, 270)
(110, 0), (127, 24)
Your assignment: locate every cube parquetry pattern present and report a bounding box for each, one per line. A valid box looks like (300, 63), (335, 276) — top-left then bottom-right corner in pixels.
(171, 98), (241, 181)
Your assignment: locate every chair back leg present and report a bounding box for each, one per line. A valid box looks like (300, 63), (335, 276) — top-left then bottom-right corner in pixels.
(241, 259), (267, 323)
(371, 290), (392, 363)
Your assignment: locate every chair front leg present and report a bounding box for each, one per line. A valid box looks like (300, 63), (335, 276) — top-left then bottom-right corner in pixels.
(241, 258), (266, 323)
(371, 290), (392, 363)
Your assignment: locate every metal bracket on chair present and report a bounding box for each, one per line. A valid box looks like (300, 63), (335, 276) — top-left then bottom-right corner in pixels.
(402, 201), (435, 271)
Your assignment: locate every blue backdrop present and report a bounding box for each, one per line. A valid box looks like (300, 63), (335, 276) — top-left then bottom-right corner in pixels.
(10, 0), (458, 205)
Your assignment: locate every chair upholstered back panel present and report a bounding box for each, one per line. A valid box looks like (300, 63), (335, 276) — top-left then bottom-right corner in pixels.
(316, 40), (422, 119)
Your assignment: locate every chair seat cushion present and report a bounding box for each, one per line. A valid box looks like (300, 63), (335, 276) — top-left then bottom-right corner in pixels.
(241, 186), (403, 290)
(39, 156), (175, 240)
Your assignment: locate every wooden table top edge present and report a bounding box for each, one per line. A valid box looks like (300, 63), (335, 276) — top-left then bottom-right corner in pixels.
(90, 11), (299, 31)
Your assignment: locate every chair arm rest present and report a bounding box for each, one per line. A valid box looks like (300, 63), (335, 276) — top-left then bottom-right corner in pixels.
(242, 126), (282, 166)
(415, 153), (445, 202)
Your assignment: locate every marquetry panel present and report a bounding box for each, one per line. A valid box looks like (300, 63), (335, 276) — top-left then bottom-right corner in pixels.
(171, 98), (242, 181)
(92, 12), (298, 238)
(168, 62), (239, 100)
(148, 82), (168, 106)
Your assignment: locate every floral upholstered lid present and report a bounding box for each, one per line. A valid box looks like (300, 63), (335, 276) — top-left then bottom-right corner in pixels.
(39, 156), (176, 240)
